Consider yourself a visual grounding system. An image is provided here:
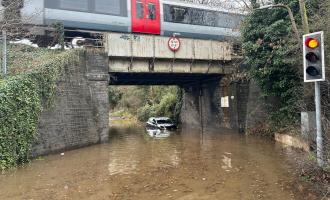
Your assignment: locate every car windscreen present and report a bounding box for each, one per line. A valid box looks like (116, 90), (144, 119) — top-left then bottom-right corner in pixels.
(156, 120), (172, 124)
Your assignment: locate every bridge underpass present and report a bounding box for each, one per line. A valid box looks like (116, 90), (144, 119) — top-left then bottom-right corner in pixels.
(87, 31), (236, 138)
(103, 32), (240, 128)
(109, 72), (224, 128)
(34, 33), (250, 157)
(109, 72), (222, 85)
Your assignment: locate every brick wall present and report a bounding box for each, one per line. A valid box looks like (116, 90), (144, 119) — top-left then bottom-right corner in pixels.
(32, 51), (109, 157)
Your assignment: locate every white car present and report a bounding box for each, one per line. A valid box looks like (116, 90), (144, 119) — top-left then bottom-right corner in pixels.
(146, 117), (177, 137)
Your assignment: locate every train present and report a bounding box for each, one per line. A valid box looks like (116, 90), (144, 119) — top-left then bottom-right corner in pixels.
(1, 0), (244, 41)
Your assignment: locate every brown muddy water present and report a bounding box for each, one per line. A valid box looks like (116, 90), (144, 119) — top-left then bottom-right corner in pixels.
(0, 125), (317, 200)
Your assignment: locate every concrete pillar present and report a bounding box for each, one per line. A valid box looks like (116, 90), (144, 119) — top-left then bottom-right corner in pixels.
(180, 79), (221, 129)
(180, 85), (201, 128)
(85, 51), (110, 143)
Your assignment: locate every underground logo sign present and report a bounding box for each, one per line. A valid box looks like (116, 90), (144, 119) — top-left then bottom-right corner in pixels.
(168, 37), (181, 52)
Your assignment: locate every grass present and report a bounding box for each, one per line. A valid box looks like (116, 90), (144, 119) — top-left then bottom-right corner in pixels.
(110, 109), (135, 118)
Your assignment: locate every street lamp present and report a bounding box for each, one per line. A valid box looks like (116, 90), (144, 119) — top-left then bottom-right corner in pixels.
(256, 4), (300, 43)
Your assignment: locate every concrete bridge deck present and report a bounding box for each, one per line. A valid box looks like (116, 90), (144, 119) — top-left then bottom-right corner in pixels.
(104, 33), (239, 85)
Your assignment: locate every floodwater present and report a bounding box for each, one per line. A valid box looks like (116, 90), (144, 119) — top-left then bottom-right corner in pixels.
(0, 124), (317, 200)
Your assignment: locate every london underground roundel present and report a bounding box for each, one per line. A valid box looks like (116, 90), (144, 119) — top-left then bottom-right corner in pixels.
(168, 37), (181, 52)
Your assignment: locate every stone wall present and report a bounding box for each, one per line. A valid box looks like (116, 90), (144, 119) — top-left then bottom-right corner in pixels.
(244, 80), (267, 130)
(32, 51), (109, 157)
(180, 84), (202, 128)
(180, 78), (266, 133)
(217, 77), (250, 131)
(180, 80), (221, 129)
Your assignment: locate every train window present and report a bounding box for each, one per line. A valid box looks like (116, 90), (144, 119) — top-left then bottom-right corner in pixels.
(204, 11), (216, 26)
(148, 3), (156, 20)
(190, 8), (204, 25)
(216, 12), (242, 28)
(59, 0), (88, 11)
(190, 8), (216, 26)
(164, 4), (189, 23)
(136, 1), (144, 19)
(163, 3), (241, 29)
(95, 0), (120, 15)
(45, 0), (127, 17)
(173, 7), (189, 23)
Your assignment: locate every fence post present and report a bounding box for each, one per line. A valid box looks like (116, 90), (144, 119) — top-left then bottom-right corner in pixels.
(2, 30), (7, 75)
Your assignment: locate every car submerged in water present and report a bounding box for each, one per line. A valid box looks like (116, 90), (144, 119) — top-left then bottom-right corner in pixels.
(146, 117), (177, 138)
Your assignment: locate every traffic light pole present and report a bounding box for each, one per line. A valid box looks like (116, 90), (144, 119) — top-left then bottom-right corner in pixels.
(315, 81), (324, 167)
(303, 32), (325, 168)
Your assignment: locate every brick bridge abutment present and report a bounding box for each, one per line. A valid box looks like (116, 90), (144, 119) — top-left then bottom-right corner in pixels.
(32, 51), (110, 157)
(180, 77), (267, 132)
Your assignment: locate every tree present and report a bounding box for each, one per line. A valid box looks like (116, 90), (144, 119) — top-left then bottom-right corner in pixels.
(0, 0), (42, 39)
(177, 0), (275, 12)
(241, 0), (302, 127)
(1, 0), (24, 37)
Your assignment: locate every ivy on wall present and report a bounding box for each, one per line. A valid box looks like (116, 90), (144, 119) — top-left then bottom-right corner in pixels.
(0, 50), (78, 170)
(241, 0), (303, 127)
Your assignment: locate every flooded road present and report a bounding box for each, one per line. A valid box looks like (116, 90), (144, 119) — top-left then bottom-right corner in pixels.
(0, 125), (316, 200)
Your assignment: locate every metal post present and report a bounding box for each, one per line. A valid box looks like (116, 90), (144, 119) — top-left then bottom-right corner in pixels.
(315, 81), (323, 167)
(2, 30), (7, 75)
(199, 85), (204, 133)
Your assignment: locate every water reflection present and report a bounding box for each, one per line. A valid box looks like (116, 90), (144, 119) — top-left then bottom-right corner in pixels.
(222, 154), (232, 171)
(0, 124), (317, 200)
(107, 126), (181, 175)
(146, 128), (171, 138)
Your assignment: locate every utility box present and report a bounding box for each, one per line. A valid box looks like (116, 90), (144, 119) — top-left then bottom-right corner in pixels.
(301, 111), (316, 140)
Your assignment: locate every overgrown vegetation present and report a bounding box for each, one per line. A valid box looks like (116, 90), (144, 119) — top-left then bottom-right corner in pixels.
(6, 44), (58, 75)
(241, 0), (302, 129)
(0, 45), (77, 170)
(52, 22), (65, 50)
(109, 86), (182, 123)
(1, 0), (24, 36)
(242, 0), (330, 196)
(310, 0), (330, 156)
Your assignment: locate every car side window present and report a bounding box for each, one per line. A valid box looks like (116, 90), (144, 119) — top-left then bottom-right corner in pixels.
(153, 119), (156, 124)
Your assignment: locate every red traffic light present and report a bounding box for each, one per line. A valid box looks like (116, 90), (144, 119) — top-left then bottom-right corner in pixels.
(305, 38), (319, 49)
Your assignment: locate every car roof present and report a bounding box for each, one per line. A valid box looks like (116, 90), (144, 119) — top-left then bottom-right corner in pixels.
(155, 117), (170, 120)
(148, 117), (172, 121)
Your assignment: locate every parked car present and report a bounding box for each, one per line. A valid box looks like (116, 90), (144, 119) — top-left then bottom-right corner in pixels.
(146, 117), (177, 137)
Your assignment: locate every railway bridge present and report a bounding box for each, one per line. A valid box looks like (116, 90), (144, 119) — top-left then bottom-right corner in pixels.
(34, 33), (254, 157)
(103, 33), (237, 85)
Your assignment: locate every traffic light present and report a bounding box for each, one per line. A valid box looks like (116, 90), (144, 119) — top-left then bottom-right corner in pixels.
(303, 31), (325, 82)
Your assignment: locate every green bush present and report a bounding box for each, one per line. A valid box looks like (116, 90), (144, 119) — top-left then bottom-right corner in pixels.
(136, 87), (180, 122)
(137, 104), (157, 121)
(154, 93), (177, 118)
(108, 87), (122, 109)
(0, 50), (77, 170)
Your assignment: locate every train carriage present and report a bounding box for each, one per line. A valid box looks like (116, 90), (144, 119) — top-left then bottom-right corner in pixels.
(1, 0), (244, 41)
